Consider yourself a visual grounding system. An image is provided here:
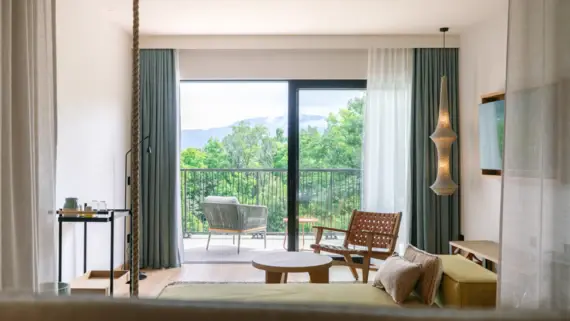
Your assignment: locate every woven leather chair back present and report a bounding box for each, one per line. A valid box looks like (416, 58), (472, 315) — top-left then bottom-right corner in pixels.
(345, 210), (401, 250)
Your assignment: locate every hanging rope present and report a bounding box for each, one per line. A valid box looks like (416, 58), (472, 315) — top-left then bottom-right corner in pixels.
(131, 0), (141, 297)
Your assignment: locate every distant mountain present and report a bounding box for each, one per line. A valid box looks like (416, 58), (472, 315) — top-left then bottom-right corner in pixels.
(181, 114), (326, 149)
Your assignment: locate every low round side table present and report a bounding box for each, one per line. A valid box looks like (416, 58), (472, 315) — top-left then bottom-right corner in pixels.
(252, 252), (333, 284)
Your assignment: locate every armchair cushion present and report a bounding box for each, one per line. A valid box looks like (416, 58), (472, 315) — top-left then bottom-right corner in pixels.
(204, 196), (240, 204)
(310, 244), (354, 255)
(309, 244), (390, 257)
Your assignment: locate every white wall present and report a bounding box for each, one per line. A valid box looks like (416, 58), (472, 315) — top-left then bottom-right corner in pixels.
(459, 11), (508, 242)
(56, 0), (131, 281)
(179, 49), (368, 80)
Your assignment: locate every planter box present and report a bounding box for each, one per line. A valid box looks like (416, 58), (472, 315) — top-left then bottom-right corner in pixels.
(70, 270), (129, 296)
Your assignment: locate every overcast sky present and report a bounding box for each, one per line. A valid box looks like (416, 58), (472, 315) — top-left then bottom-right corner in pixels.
(180, 82), (364, 130)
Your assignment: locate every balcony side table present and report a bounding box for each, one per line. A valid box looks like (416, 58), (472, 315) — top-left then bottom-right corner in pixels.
(57, 209), (130, 296)
(282, 217), (318, 250)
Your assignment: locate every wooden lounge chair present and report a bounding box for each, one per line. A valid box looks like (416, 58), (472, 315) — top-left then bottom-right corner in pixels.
(310, 210), (401, 283)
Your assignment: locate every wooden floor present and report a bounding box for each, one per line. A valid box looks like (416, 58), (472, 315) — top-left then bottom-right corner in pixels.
(114, 263), (370, 298)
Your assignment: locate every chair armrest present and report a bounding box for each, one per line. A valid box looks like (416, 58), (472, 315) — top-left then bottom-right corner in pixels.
(313, 226), (348, 233)
(237, 205), (268, 230)
(313, 226), (348, 245)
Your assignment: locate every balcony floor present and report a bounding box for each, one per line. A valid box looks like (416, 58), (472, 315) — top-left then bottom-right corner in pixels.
(183, 234), (345, 263)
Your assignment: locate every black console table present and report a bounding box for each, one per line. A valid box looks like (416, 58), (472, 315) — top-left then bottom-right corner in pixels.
(57, 209), (130, 296)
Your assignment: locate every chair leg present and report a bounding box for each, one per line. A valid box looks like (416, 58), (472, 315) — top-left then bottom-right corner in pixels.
(237, 233), (241, 254)
(362, 255), (371, 284)
(343, 254), (359, 281)
(206, 232), (212, 251)
(264, 230), (267, 249)
(233, 235), (235, 245)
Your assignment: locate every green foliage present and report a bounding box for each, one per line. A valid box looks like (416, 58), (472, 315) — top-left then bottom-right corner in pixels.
(203, 138), (230, 169)
(222, 122), (274, 168)
(180, 148), (206, 168)
(320, 97), (363, 168)
(181, 97), (364, 233)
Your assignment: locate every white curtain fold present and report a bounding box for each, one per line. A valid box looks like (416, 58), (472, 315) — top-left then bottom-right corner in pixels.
(499, 0), (570, 309)
(363, 48), (413, 254)
(0, 0), (57, 292)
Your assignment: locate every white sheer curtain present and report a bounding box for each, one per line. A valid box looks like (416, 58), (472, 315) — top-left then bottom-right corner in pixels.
(500, 0), (570, 309)
(0, 0), (57, 292)
(363, 48), (413, 254)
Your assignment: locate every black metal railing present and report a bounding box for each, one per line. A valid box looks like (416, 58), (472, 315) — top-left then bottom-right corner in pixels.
(181, 168), (361, 238)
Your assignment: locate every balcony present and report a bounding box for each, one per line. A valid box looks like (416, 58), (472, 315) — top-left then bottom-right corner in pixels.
(181, 168), (361, 262)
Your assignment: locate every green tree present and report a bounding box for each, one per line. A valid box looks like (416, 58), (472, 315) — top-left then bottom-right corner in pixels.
(272, 128), (287, 169)
(319, 97), (364, 168)
(222, 121), (274, 168)
(203, 138), (230, 168)
(180, 148), (206, 169)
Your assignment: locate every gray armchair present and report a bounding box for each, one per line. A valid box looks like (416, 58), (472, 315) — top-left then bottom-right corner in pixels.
(202, 196), (268, 254)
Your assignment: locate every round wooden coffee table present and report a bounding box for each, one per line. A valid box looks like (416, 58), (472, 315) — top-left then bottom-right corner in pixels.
(252, 252), (333, 284)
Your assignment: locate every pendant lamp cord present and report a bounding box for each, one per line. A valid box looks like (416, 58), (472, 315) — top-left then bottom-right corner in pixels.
(440, 27), (449, 77)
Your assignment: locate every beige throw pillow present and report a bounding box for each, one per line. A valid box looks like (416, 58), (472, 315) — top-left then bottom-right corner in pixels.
(372, 255), (422, 304)
(403, 245), (443, 305)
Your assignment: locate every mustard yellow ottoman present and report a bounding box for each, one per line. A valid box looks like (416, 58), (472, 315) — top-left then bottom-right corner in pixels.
(437, 255), (497, 308)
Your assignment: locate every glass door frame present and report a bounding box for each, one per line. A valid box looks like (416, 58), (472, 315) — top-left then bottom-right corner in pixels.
(286, 80), (367, 251)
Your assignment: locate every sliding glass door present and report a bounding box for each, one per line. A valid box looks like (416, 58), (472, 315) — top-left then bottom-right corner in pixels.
(179, 80), (366, 261)
(287, 81), (366, 251)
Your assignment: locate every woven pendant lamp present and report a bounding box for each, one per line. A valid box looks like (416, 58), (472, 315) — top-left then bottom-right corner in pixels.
(430, 27), (458, 196)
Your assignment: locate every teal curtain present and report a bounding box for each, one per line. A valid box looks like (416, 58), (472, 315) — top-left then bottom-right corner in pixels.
(410, 48), (460, 254)
(140, 49), (180, 268)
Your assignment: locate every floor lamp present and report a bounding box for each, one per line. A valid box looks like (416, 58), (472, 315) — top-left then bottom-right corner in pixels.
(125, 135), (151, 281)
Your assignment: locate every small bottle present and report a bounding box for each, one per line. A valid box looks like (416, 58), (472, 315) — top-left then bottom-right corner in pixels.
(83, 202), (95, 218)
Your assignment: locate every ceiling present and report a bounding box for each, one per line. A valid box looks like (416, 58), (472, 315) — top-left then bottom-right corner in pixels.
(100, 0), (507, 36)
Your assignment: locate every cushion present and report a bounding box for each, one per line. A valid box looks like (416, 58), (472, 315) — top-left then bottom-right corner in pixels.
(159, 283), (427, 307)
(373, 255), (422, 304)
(403, 245), (443, 305)
(204, 196), (240, 204)
(437, 255), (497, 308)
